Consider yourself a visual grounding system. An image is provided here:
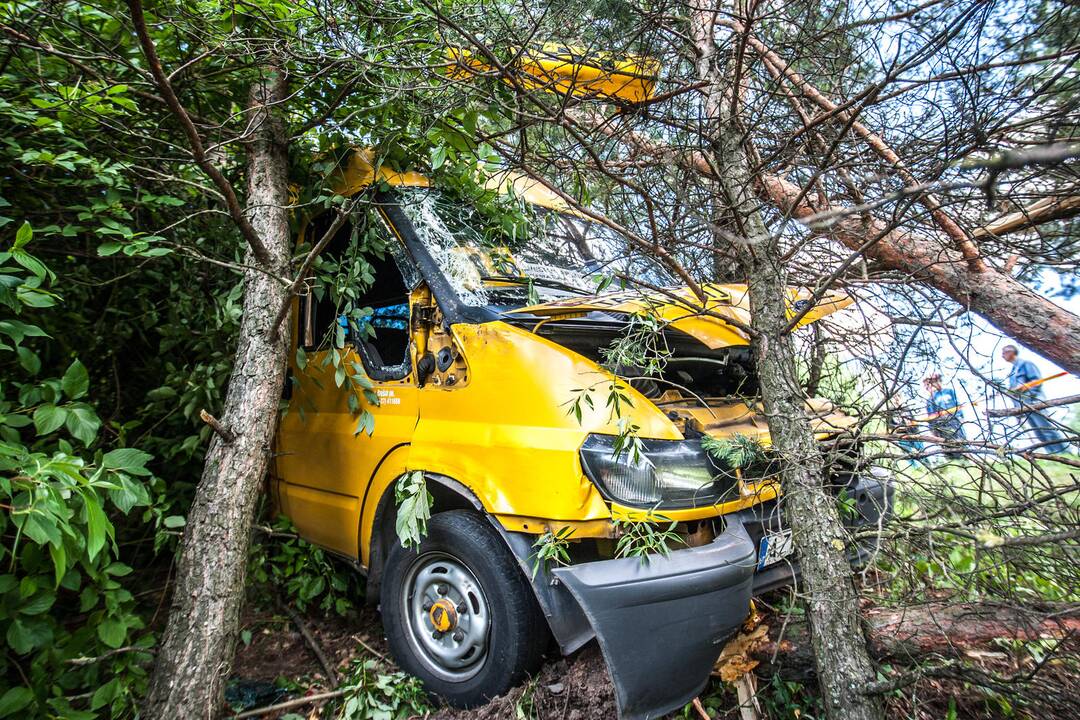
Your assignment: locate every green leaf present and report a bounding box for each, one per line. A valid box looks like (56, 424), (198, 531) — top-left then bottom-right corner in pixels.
(97, 242), (123, 256)
(48, 542), (67, 587)
(102, 447), (153, 475)
(13, 221), (31, 250)
(145, 386), (177, 401)
(19, 591), (55, 616)
(61, 359), (89, 399)
(90, 678), (120, 711)
(96, 618), (126, 649)
(85, 497), (110, 561)
(11, 249), (48, 279)
(6, 617), (51, 654)
(109, 475), (150, 513)
(32, 404), (66, 435)
(163, 515), (186, 528)
(65, 405), (101, 445)
(431, 145), (448, 171)
(0, 687), (34, 718)
(16, 346), (40, 375)
(354, 410), (374, 437)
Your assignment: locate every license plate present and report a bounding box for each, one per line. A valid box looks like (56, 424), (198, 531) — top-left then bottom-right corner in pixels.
(757, 528), (794, 569)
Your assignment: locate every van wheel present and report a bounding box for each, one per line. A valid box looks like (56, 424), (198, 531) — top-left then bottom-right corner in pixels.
(379, 510), (547, 707)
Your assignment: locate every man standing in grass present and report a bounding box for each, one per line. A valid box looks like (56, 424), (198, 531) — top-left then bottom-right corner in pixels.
(924, 372), (966, 458)
(1001, 345), (1070, 454)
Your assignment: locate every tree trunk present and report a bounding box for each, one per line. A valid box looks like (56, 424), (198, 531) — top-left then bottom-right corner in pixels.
(758, 174), (1080, 377)
(687, 4), (883, 718)
(144, 73), (292, 719)
(736, 226), (884, 720)
(750, 601), (1080, 683)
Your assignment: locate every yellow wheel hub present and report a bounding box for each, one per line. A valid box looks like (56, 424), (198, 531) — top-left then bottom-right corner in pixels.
(429, 598), (458, 633)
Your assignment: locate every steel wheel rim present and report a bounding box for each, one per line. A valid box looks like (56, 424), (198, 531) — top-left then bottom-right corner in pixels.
(400, 551), (490, 682)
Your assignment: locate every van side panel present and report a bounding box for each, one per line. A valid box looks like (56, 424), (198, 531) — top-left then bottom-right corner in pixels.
(408, 321), (678, 522)
(276, 347), (418, 558)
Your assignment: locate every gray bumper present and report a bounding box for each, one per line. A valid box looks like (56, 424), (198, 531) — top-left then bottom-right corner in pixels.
(496, 470), (893, 719)
(550, 519), (756, 719)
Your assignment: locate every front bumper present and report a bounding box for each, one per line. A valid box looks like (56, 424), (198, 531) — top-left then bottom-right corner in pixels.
(511, 518), (758, 719)
(496, 470), (894, 720)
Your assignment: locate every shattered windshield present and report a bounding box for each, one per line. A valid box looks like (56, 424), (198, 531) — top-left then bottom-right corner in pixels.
(395, 188), (675, 307)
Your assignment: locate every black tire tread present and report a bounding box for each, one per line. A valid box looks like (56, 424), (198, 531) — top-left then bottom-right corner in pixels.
(379, 510), (548, 707)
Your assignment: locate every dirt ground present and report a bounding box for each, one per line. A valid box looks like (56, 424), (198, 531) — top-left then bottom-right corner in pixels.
(229, 606), (620, 720)
(425, 646), (617, 720)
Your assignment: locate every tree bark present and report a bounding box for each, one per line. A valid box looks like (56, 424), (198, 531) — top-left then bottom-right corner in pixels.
(751, 601), (1080, 682)
(143, 73), (292, 719)
(688, 3), (883, 718)
(758, 174), (1080, 376)
(737, 226), (884, 720)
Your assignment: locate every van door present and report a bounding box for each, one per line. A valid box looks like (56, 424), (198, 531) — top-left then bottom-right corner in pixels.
(274, 208), (420, 559)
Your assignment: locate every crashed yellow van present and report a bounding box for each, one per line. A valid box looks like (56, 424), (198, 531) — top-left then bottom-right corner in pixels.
(271, 150), (893, 719)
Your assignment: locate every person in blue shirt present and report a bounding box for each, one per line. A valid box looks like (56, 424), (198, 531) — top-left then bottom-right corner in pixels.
(886, 408), (925, 466)
(1001, 345), (1069, 454)
(924, 372), (965, 457)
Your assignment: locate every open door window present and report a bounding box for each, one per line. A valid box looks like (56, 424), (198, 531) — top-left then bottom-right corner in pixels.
(299, 207), (420, 381)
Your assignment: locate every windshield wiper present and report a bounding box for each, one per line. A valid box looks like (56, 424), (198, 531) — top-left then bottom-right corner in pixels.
(480, 275), (592, 296)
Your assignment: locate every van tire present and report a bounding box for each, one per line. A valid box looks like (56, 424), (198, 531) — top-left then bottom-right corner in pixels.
(379, 510), (548, 707)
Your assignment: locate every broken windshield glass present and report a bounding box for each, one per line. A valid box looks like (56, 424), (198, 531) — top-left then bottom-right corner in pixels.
(395, 188), (674, 307)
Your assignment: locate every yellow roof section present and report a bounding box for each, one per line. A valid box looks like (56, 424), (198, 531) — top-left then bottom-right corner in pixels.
(333, 148), (430, 196)
(445, 44), (659, 105)
(331, 148), (576, 215)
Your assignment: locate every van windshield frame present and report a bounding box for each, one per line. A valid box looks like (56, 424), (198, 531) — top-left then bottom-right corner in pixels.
(392, 188), (675, 310)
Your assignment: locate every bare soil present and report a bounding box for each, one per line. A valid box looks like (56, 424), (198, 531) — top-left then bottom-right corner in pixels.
(229, 606), (621, 720)
(426, 645), (617, 720)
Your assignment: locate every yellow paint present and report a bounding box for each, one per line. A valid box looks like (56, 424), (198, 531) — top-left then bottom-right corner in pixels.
(445, 44), (659, 105)
(609, 482), (781, 523)
(271, 153), (858, 570)
(430, 599), (456, 632)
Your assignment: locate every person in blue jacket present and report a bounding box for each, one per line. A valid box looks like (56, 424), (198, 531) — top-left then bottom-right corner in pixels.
(1001, 345), (1070, 454)
(924, 372), (965, 457)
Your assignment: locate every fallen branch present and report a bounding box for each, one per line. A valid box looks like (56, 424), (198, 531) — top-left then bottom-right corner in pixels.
(750, 601), (1080, 684)
(230, 689), (347, 719)
(278, 599), (339, 687)
(986, 393), (1080, 418)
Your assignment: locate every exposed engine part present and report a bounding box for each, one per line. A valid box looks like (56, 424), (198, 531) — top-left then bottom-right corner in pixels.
(436, 346), (454, 372)
(525, 314), (761, 399)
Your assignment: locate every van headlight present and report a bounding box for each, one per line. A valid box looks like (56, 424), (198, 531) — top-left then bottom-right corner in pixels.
(578, 434), (738, 509)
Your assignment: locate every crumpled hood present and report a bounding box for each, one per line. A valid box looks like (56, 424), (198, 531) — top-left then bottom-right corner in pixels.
(655, 394), (859, 442)
(514, 283), (853, 349)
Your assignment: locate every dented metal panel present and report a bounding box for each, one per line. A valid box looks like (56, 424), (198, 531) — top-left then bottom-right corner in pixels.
(552, 522), (757, 720)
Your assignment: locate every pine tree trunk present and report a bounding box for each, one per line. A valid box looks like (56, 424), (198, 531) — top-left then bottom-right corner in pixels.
(758, 174), (1080, 376)
(738, 233), (884, 720)
(143, 73), (292, 719)
(687, 4), (883, 717)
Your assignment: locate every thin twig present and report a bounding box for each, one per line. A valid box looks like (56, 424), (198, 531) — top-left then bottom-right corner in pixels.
(230, 689), (347, 719)
(126, 0), (273, 267)
(278, 599), (339, 686)
(65, 645), (155, 666)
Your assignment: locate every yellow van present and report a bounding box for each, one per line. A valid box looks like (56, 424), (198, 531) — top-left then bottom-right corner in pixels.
(272, 150), (892, 719)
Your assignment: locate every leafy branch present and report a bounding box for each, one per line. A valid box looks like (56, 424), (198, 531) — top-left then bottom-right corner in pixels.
(394, 471), (432, 550)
